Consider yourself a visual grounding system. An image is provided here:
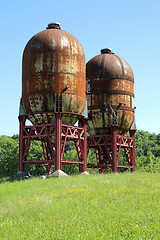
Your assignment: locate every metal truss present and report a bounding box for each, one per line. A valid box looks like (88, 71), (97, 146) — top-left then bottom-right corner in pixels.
(19, 112), (88, 173)
(87, 125), (136, 173)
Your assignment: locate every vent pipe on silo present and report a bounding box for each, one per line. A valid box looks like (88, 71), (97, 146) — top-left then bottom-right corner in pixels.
(46, 22), (61, 30)
(101, 48), (114, 54)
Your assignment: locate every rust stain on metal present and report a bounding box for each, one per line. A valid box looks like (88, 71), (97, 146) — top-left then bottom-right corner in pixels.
(86, 49), (134, 135)
(22, 26), (86, 124)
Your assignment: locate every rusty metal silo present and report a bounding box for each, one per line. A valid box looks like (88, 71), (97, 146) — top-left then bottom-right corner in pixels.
(21, 23), (86, 125)
(19, 23), (88, 175)
(86, 48), (134, 135)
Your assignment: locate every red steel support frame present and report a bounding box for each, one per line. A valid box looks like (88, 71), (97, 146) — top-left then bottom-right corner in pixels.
(18, 112), (88, 174)
(87, 126), (136, 173)
(129, 129), (136, 172)
(19, 115), (25, 172)
(111, 125), (118, 173)
(55, 113), (62, 170)
(81, 118), (88, 172)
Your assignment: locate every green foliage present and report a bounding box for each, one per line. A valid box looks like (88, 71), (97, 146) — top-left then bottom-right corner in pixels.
(87, 148), (97, 165)
(24, 140), (46, 176)
(135, 130), (160, 172)
(136, 151), (160, 173)
(0, 136), (46, 178)
(62, 146), (79, 174)
(87, 148), (99, 174)
(135, 130), (152, 156)
(0, 135), (19, 177)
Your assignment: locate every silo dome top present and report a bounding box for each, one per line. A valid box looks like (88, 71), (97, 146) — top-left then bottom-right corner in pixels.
(86, 48), (134, 81)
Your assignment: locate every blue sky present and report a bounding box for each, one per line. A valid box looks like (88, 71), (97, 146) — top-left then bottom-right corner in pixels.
(0, 0), (160, 136)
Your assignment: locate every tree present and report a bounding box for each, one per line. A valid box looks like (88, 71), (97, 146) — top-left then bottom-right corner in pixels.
(0, 136), (19, 177)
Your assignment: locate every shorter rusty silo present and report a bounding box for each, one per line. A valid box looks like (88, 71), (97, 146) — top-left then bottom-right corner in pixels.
(21, 23), (86, 125)
(86, 48), (134, 135)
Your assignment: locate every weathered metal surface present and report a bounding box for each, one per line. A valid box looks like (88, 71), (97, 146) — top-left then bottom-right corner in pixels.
(86, 49), (134, 135)
(22, 24), (86, 125)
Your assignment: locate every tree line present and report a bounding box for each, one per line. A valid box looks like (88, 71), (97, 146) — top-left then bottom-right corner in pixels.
(0, 130), (160, 178)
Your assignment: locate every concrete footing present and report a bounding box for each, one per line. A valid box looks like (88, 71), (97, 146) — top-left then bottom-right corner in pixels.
(80, 171), (89, 176)
(50, 170), (68, 178)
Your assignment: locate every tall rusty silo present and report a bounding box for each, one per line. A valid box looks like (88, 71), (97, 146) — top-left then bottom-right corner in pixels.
(86, 48), (136, 173)
(19, 23), (88, 176)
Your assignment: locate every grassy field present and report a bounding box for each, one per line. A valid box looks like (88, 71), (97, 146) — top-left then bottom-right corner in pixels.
(0, 172), (160, 240)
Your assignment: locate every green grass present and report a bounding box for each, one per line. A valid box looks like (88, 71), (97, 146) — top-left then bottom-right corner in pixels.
(0, 172), (160, 239)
